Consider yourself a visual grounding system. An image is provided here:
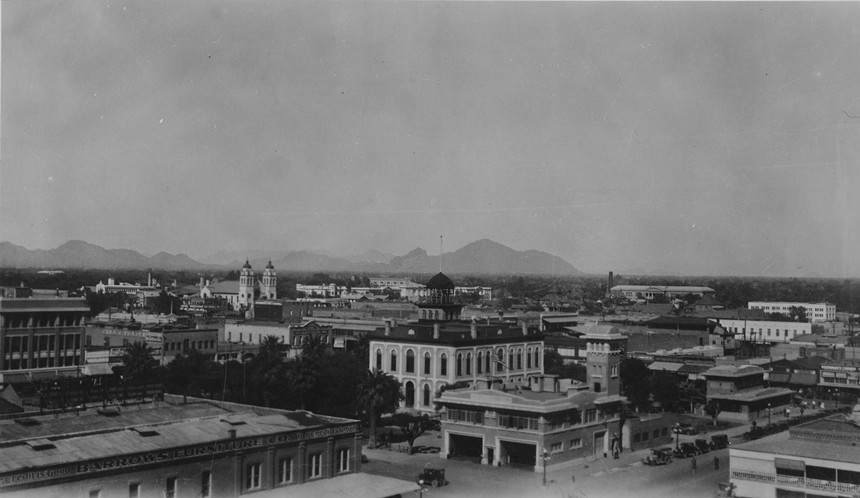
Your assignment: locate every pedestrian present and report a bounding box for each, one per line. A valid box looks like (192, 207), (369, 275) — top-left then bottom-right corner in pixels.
(571, 474), (575, 483)
(786, 407), (791, 418)
(821, 401), (825, 410)
(691, 456), (697, 473)
(714, 456), (720, 470)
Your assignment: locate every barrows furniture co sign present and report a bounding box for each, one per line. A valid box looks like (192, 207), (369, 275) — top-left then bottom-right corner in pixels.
(0, 422), (359, 489)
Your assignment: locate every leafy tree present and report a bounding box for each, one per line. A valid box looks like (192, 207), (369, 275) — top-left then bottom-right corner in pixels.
(357, 369), (403, 448)
(385, 412), (436, 454)
(165, 350), (209, 399)
(651, 373), (681, 412)
(151, 290), (182, 315)
(286, 357), (318, 410)
(119, 341), (157, 381)
(301, 334), (331, 359)
(544, 350), (587, 382)
(620, 358), (651, 412)
(789, 306), (808, 322)
(704, 399), (722, 427)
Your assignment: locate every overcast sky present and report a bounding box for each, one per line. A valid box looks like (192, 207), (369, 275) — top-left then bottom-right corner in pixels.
(3, 1), (859, 277)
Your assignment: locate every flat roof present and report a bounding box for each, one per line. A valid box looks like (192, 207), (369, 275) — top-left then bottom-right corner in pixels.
(0, 297), (89, 313)
(251, 472), (420, 498)
(733, 416), (860, 465)
(0, 396), (358, 479)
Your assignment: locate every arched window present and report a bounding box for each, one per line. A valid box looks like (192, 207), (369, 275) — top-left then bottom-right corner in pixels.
(534, 347), (540, 369)
(456, 354), (463, 376)
(466, 353), (472, 375)
(527, 347), (532, 369)
(406, 349), (415, 373)
(477, 352), (483, 374)
(390, 350), (397, 371)
(508, 349), (514, 370)
(424, 352), (431, 374)
(375, 349), (383, 371)
(423, 384), (431, 406)
(485, 352), (491, 373)
(440, 354), (448, 376)
(496, 348), (505, 373)
(405, 381), (415, 408)
(517, 349), (522, 370)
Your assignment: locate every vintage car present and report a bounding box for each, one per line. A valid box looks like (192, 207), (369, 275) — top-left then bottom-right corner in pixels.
(643, 448), (674, 466)
(673, 423), (699, 435)
(673, 442), (699, 458)
(417, 464), (448, 488)
(710, 434), (730, 450)
(694, 439), (711, 454)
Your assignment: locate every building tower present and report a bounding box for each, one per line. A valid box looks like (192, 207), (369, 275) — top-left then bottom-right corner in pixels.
(261, 260), (277, 300)
(584, 325), (627, 396)
(238, 259), (255, 310)
(416, 272), (463, 322)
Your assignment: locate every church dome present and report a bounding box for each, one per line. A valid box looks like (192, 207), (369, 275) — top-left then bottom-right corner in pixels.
(242, 259), (252, 269)
(426, 272), (455, 290)
(265, 260), (274, 269)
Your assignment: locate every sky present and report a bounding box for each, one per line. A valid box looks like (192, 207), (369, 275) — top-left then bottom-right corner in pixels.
(2, 1), (859, 278)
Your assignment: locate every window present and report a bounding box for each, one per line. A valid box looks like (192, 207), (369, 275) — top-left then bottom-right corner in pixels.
(246, 463), (262, 490)
(166, 476), (177, 498)
(337, 448), (350, 472)
(569, 438), (582, 449)
(406, 349), (415, 373)
(550, 442), (563, 454)
(496, 349), (505, 373)
(440, 354), (447, 376)
(584, 409), (596, 423)
(390, 350), (397, 371)
(516, 349), (522, 370)
(633, 433), (641, 443)
(456, 354), (463, 376)
(375, 349), (382, 370)
(611, 364), (618, 377)
(527, 348), (532, 368)
(309, 453), (322, 478)
(129, 482), (140, 498)
(424, 352), (431, 374)
(466, 353), (471, 375)
(201, 471), (211, 497)
(477, 352), (483, 374)
(276, 457), (293, 484)
(423, 384), (431, 406)
(534, 348), (540, 368)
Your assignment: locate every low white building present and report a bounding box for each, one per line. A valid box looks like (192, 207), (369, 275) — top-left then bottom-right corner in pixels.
(717, 319), (812, 343)
(730, 407), (860, 498)
(748, 301), (836, 322)
(609, 285), (715, 302)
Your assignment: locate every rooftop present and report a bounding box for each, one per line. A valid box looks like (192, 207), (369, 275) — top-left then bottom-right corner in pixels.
(0, 297), (90, 313)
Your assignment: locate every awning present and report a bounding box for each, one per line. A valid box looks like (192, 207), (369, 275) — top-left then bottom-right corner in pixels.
(82, 363), (115, 376)
(648, 361), (684, 372)
(247, 472), (420, 498)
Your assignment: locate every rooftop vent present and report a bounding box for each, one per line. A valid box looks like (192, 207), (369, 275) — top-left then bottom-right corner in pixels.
(132, 428), (160, 437)
(221, 419), (247, 426)
(26, 439), (56, 451)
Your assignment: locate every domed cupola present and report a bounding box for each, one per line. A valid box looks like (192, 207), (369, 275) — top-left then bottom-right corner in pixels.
(417, 272), (462, 322)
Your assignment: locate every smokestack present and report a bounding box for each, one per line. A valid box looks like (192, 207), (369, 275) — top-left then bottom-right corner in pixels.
(608, 271), (614, 290)
(433, 323), (440, 339)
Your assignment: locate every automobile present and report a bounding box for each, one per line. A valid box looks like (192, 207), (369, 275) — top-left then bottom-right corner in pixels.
(673, 423), (699, 435)
(709, 434), (729, 450)
(360, 454), (369, 463)
(643, 448), (674, 466)
(673, 442), (699, 458)
(417, 464), (448, 488)
(694, 439), (710, 454)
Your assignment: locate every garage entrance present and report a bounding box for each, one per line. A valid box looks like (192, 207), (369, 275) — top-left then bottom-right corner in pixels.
(448, 433), (483, 462)
(500, 440), (537, 467)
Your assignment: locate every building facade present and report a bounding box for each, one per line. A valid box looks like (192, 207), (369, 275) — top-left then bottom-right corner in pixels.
(609, 285), (715, 302)
(748, 301), (837, 322)
(0, 395), (370, 498)
(730, 408), (860, 498)
(703, 364), (794, 423)
(717, 319), (812, 344)
(0, 297), (89, 384)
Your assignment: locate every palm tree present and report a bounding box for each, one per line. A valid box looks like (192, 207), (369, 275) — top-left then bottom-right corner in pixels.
(357, 369), (403, 448)
(301, 334), (330, 358)
(120, 341), (157, 381)
(287, 357), (318, 410)
(259, 335), (286, 362)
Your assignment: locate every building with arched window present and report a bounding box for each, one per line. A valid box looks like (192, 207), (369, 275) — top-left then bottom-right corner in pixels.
(367, 272), (544, 413)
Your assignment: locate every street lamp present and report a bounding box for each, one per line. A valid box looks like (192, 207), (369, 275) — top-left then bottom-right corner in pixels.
(541, 449), (550, 487)
(767, 403), (771, 426)
(418, 479), (426, 498)
(673, 423), (681, 450)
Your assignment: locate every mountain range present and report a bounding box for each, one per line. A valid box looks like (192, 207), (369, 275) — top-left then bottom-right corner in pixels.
(0, 239), (579, 276)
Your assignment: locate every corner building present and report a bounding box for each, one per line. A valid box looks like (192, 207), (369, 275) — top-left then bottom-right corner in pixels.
(367, 272), (544, 412)
(0, 395), (367, 498)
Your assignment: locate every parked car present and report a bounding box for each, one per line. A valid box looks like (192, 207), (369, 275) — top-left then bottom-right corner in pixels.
(673, 442), (699, 458)
(694, 439), (710, 454)
(643, 448), (674, 466)
(417, 465), (448, 488)
(710, 434), (729, 450)
(673, 423), (699, 435)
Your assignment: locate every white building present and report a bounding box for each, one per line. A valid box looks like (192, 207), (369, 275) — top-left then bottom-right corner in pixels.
(717, 319), (812, 343)
(730, 407), (860, 498)
(609, 285), (715, 302)
(748, 301), (836, 322)
(200, 260), (277, 314)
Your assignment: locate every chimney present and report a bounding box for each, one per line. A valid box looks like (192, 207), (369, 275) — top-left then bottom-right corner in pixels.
(521, 321), (528, 336)
(200, 277), (204, 287)
(433, 323), (440, 339)
(608, 271), (614, 290)
(470, 321), (477, 340)
(385, 320), (391, 336)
